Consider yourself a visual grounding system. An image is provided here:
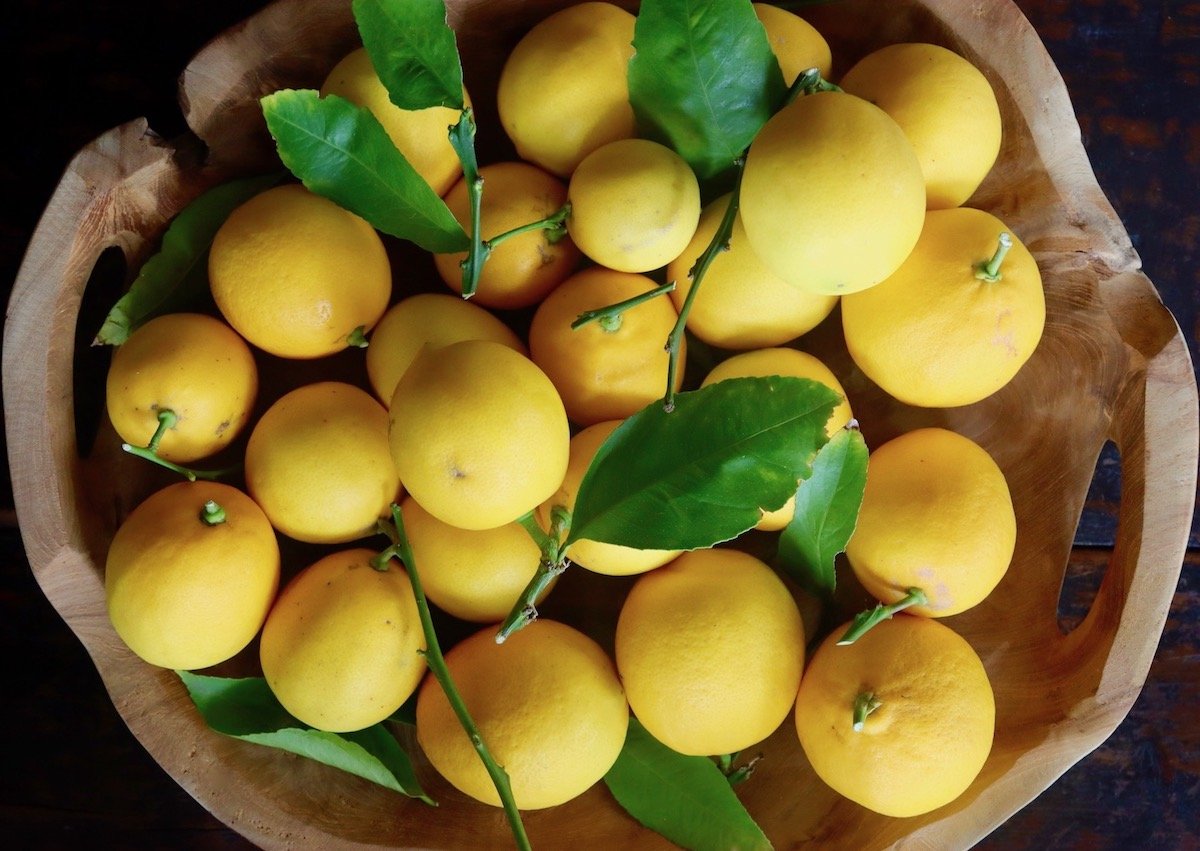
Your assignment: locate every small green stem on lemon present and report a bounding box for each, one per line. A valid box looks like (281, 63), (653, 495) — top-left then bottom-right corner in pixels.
(852, 692), (883, 732)
(784, 67), (842, 107)
(837, 587), (929, 645)
(488, 202), (572, 250)
(448, 108), (486, 299)
(501, 507), (573, 644)
(974, 232), (1013, 282)
(663, 161), (744, 412)
(375, 504), (531, 851)
(199, 500), (226, 526)
(572, 281), (676, 332)
(121, 409), (238, 482)
(346, 325), (369, 348)
(516, 510), (559, 562)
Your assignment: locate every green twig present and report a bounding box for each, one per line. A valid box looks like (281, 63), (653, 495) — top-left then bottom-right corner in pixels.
(447, 109), (485, 299)
(974, 232), (1013, 282)
(837, 587), (929, 645)
(121, 409), (239, 482)
(489, 202), (571, 250)
(498, 507), (572, 644)
(572, 281), (676, 331)
(375, 505), (531, 851)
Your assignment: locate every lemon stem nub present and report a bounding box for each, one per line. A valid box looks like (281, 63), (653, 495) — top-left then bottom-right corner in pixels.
(200, 500), (227, 526)
(148, 408), (177, 453)
(784, 67), (842, 106)
(571, 281), (676, 331)
(975, 232), (1013, 282)
(838, 587), (929, 645)
(346, 326), (368, 348)
(852, 692), (883, 732)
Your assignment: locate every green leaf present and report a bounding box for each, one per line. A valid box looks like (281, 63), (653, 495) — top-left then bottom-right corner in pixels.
(177, 671), (432, 804)
(353, 0), (464, 110)
(604, 718), (772, 851)
(628, 0), (786, 180)
(94, 173), (281, 345)
(776, 427), (869, 597)
(568, 377), (838, 551)
(261, 89), (469, 253)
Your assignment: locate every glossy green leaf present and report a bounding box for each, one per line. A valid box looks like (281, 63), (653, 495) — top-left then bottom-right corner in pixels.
(177, 671), (432, 804)
(567, 377), (838, 551)
(604, 718), (772, 851)
(261, 89), (469, 253)
(628, 0), (786, 180)
(353, 0), (464, 110)
(776, 427), (869, 597)
(94, 173), (281, 345)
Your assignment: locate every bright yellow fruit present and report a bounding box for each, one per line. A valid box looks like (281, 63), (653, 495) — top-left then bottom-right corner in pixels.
(667, 194), (837, 350)
(538, 420), (681, 576)
(321, 47), (467, 197)
(400, 495), (545, 623)
(435, 161), (580, 308)
(245, 382), (399, 544)
(845, 427), (1016, 617)
(105, 313), (257, 462)
(105, 481), (279, 670)
(754, 3), (832, 85)
(209, 185), (391, 359)
(795, 614), (995, 817)
(840, 43), (1002, 209)
(529, 267), (683, 425)
(615, 548), (805, 756)
(365, 293), (525, 407)
(567, 138), (701, 273)
(841, 207), (1044, 408)
(702, 348), (852, 531)
(741, 91), (925, 295)
(389, 340), (569, 531)
(497, 2), (636, 177)
(416, 619), (628, 809)
(260, 548), (426, 732)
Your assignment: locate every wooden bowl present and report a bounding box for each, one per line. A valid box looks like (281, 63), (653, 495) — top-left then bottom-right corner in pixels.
(5, 0), (1196, 847)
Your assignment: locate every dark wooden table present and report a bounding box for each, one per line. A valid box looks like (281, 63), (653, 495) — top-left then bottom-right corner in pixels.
(2, 1), (1196, 848)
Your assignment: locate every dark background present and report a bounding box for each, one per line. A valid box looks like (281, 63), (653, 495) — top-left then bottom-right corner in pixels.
(1, 0), (1197, 848)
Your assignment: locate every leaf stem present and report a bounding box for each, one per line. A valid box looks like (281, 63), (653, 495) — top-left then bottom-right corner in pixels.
(376, 504), (531, 851)
(663, 161), (744, 412)
(121, 409), (239, 482)
(488, 202), (571, 250)
(974, 232), (1013, 282)
(572, 281), (676, 331)
(852, 692), (883, 732)
(837, 587), (929, 645)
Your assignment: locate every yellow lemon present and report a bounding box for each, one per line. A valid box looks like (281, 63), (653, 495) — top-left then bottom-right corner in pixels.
(667, 194), (837, 349)
(105, 313), (257, 462)
(260, 548), (426, 732)
(416, 619), (628, 809)
(497, 2), (636, 176)
(528, 267), (683, 425)
(754, 3), (832, 85)
(105, 481), (279, 670)
(741, 91), (925, 295)
(365, 293), (525, 406)
(209, 184), (391, 359)
(245, 381), (399, 544)
(321, 47), (467, 197)
(795, 614), (995, 817)
(567, 138), (701, 274)
(845, 427), (1016, 617)
(840, 43), (1002, 209)
(841, 207), (1045, 407)
(400, 495), (546, 623)
(388, 339), (569, 531)
(615, 548), (805, 756)
(702, 348), (852, 530)
(538, 420), (681, 576)
(435, 161), (580, 308)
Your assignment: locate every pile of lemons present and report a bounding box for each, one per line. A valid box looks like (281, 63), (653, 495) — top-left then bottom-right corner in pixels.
(101, 0), (1045, 826)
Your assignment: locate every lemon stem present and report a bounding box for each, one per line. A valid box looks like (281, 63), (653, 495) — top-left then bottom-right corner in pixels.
(199, 500), (226, 526)
(488, 202), (572, 249)
(346, 325), (368, 348)
(837, 587), (929, 645)
(120, 409), (238, 482)
(572, 281), (676, 332)
(852, 692), (883, 732)
(448, 108), (486, 299)
(784, 67), (842, 107)
(375, 504), (531, 850)
(663, 161), (744, 412)
(499, 508), (572, 644)
(974, 232), (1013, 282)
(726, 753), (762, 787)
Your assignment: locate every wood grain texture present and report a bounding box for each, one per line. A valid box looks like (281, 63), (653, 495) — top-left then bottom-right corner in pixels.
(2, 0), (1196, 849)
